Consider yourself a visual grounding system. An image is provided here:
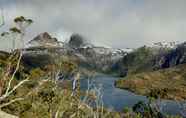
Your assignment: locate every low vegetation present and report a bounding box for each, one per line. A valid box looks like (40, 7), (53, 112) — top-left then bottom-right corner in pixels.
(116, 64), (186, 101)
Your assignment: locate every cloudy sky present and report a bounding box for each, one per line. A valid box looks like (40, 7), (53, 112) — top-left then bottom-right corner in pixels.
(0, 0), (186, 48)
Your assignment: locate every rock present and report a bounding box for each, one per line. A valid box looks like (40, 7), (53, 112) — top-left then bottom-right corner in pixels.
(68, 33), (87, 49)
(154, 42), (186, 69)
(0, 111), (18, 118)
(28, 32), (61, 47)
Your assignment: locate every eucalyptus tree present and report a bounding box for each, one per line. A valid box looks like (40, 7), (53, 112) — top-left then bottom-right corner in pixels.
(0, 16), (33, 108)
(11, 16), (33, 49)
(1, 16), (33, 51)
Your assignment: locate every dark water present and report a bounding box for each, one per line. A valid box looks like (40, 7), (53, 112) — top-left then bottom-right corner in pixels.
(80, 74), (184, 116)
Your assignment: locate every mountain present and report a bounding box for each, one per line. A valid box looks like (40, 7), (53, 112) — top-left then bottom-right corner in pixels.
(113, 46), (160, 76)
(28, 32), (63, 47)
(156, 42), (186, 68)
(68, 33), (91, 49)
(72, 45), (134, 72)
(114, 42), (186, 76)
(25, 32), (133, 73)
(25, 32), (186, 76)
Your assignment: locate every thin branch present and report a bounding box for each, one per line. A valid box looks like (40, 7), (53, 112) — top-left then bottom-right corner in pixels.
(0, 98), (24, 108)
(0, 78), (29, 101)
(54, 110), (59, 118)
(7, 78), (29, 96)
(5, 52), (23, 95)
(0, 16), (33, 110)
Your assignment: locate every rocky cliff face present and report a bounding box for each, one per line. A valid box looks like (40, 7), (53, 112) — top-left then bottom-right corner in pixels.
(154, 42), (186, 69)
(68, 34), (90, 49)
(116, 42), (186, 77)
(74, 47), (118, 72)
(28, 32), (62, 47)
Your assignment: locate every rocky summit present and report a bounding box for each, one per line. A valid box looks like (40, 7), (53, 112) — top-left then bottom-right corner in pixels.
(28, 32), (63, 47)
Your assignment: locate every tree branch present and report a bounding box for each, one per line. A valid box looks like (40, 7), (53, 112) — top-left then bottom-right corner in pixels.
(0, 8), (5, 27)
(0, 78), (29, 101)
(0, 98), (24, 108)
(5, 52), (23, 95)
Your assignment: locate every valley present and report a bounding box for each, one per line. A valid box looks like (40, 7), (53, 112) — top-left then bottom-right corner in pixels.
(0, 16), (186, 118)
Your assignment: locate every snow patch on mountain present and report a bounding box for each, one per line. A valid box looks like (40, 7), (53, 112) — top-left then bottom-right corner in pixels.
(151, 41), (180, 49)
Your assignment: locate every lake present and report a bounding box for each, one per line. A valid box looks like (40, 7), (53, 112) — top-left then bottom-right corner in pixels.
(80, 74), (184, 116)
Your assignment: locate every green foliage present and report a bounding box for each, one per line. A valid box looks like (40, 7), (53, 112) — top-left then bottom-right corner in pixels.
(1, 32), (9, 36)
(122, 46), (154, 74)
(123, 107), (131, 113)
(9, 27), (21, 34)
(29, 68), (45, 80)
(1, 79), (121, 118)
(116, 64), (186, 101)
(14, 16), (26, 23)
(148, 88), (168, 99)
(14, 16), (33, 25)
(132, 100), (183, 118)
(60, 60), (77, 76)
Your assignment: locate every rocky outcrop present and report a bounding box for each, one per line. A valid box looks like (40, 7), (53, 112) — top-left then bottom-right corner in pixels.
(68, 33), (89, 49)
(154, 42), (186, 69)
(28, 32), (62, 47)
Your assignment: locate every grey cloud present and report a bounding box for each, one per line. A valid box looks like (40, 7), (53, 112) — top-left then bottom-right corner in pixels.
(0, 0), (186, 48)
